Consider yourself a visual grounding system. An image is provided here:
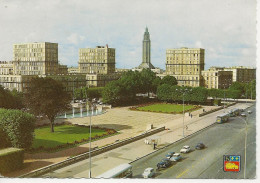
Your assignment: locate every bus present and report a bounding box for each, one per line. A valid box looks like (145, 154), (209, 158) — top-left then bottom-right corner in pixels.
(96, 163), (133, 178)
(216, 113), (229, 124)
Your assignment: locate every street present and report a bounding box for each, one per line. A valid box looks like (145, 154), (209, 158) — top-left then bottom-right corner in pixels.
(131, 104), (256, 179)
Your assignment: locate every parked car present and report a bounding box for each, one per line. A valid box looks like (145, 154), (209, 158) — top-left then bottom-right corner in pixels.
(142, 168), (155, 178)
(180, 145), (191, 153)
(165, 151), (175, 159)
(157, 159), (171, 169)
(195, 143), (205, 150)
(241, 113), (247, 117)
(248, 110), (252, 114)
(170, 153), (182, 162)
(180, 145), (190, 153)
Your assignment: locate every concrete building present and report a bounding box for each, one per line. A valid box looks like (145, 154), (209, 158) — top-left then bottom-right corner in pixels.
(86, 73), (121, 87)
(68, 66), (80, 74)
(224, 66), (256, 83)
(0, 61), (13, 75)
(0, 42), (86, 93)
(78, 45), (115, 74)
(13, 42), (59, 76)
(78, 45), (120, 87)
(137, 27), (155, 69)
(165, 47), (205, 87)
(202, 67), (233, 89)
(0, 75), (36, 92)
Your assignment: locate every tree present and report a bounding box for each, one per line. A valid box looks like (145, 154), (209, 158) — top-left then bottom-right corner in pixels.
(161, 75), (178, 86)
(0, 86), (23, 109)
(102, 81), (122, 105)
(139, 69), (157, 96)
(24, 77), (71, 132)
(0, 108), (35, 149)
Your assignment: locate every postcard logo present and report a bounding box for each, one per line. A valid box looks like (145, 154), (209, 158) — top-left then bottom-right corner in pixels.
(223, 155), (241, 172)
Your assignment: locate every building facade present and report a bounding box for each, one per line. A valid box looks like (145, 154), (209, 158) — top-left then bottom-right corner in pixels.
(13, 42), (59, 76)
(165, 47), (205, 87)
(224, 66), (256, 83)
(202, 67), (233, 89)
(78, 45), (115, 74)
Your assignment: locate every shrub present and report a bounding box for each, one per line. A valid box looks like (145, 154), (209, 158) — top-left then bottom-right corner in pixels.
(0, 148), (24, 174)
(0, 108), (35, 149)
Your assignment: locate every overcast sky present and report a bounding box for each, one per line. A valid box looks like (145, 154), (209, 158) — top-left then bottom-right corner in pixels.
(0, 0), (256, 70)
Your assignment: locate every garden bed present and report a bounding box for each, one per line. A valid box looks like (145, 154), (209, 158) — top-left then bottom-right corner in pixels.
(130, 102), (201, 114)
(28, 122), (117, 153)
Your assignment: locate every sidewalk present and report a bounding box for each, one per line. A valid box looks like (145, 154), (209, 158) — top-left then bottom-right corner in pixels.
(4, 103), (251, 177)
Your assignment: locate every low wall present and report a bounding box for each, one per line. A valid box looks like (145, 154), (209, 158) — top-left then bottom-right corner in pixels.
(199, 102), (236, 117)
(19, 126), (165, 178)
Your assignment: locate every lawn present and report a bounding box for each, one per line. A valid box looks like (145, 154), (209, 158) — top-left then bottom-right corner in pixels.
(32, 125), (108, 149)
(137, 103), (198, 113)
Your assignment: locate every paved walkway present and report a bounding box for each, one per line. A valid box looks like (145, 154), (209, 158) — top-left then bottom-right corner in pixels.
(3, 103), (250, 177)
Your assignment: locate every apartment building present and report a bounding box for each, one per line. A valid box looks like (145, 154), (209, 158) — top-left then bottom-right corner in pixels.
(79, 45), (115, 74)
(13, 42), (59, 75)
(202, 67), (233, 89)
(165, 47), (205, 87)
(224, 66), (256, 83)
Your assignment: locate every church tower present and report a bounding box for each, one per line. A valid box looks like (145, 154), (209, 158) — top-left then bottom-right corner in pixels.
(138, 27), (155, 69)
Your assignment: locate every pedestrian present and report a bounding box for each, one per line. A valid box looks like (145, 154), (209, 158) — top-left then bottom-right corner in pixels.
(191, 114), (193, 118)
(153, 143), (156, 150)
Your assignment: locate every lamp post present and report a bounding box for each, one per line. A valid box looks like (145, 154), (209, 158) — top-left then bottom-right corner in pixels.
(238, 115), (249, 179)
(176, 88), (192, 137)
(89, 105), (93, 178)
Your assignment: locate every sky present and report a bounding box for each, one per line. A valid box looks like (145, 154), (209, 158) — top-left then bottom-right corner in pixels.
(0, 0), (257, 70)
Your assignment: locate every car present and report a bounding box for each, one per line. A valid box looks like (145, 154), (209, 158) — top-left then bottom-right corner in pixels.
(195, 143), (205, 150)
(142, 168), (155, 178)
(170, 153), (182, 162)
(241, 113), (247, 117)
(180, 145), (191, 153)
(157, 159), (171, 169)
(248, 110), (252, 114)
(165, 151), (175, 159)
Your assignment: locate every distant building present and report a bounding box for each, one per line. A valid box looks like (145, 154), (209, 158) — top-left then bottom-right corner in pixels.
(0, 42), (85, 93)
(78, 45), (115, 74)
(68, 66), (80, 74)
(165, 47), (205, 87)
(78, 45), (120, 87)
(0, 61), (13, 75)
(202, 67), (233, 89)
(13, 42), (59, 76)
(224, 66), (256, 83)
(137, 27), (155, 69)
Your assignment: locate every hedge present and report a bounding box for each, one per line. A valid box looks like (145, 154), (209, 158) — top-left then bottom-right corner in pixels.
(0, 148), (24, 174)
(0, 108), (35, 149)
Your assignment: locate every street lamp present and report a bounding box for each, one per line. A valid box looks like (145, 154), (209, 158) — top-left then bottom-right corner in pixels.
(176, 88), (192, 137)
(238, 114), (249, 179)
(89, 105), (93, 178)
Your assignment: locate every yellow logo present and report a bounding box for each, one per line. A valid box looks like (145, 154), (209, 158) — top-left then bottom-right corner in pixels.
(225, 163), (238, 170)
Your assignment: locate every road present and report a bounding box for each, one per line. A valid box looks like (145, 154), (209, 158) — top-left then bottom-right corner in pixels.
(131, 104), (256, 179)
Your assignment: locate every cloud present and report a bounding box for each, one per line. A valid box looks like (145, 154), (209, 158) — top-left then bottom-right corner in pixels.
(67, 33), (85, 45)
(0, 0), (256, 69)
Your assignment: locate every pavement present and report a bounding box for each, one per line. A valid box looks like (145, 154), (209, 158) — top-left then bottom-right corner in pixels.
(38, 102), (253, 178)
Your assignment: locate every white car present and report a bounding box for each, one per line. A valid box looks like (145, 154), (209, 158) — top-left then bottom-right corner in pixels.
(180, 145), (191, 153)
(142, 167), (155, 178)
(248, 110), (252, 114)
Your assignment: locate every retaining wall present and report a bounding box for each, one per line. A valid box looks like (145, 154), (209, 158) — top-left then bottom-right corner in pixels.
(19, 126), (165, 178)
